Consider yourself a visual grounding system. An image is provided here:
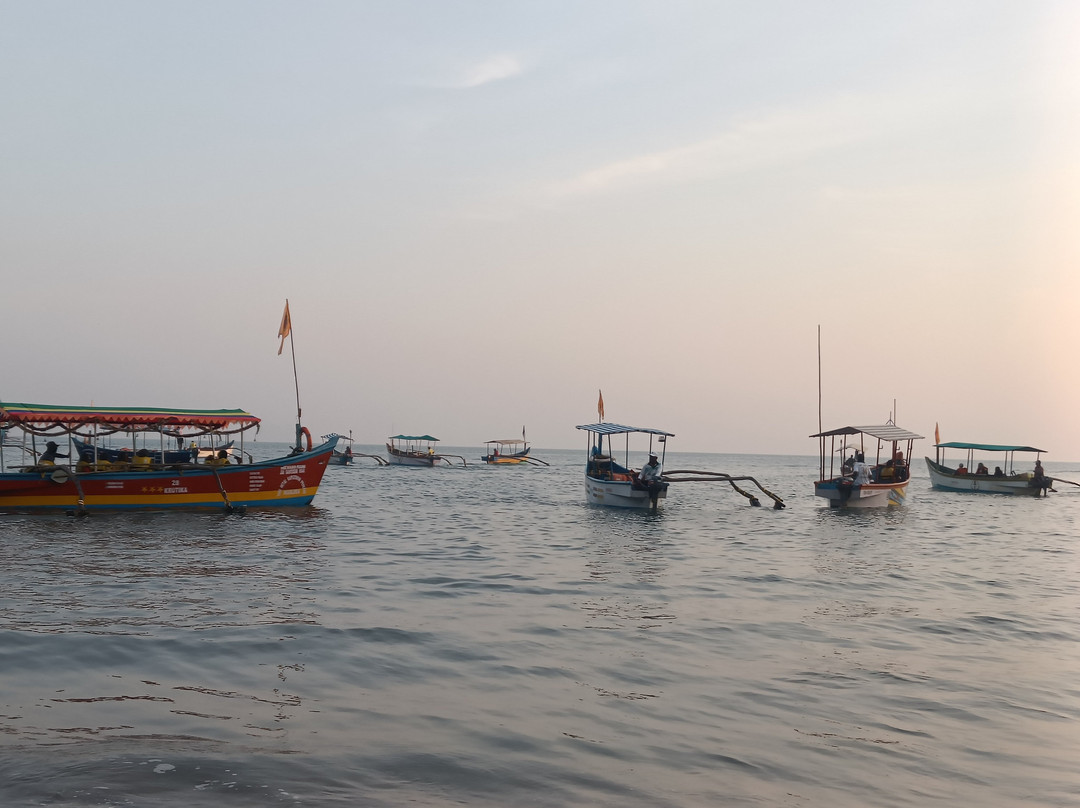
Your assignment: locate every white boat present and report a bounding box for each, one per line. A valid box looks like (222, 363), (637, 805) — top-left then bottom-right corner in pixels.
(811, 423), (923, 508)
(575, 422), (673, 510)
(385, 435), (467, 467)
(925, 441), (1049, 496)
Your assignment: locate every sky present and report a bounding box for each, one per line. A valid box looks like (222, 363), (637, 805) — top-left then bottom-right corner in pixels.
(2, 1), (1078, 458)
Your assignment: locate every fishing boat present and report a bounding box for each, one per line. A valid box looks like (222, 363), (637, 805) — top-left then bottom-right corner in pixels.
(324, 432), (354, 466)
(811, 423), (923, 508)
(70, 437), (235, 465)
(385, 435), (467, 467)
(0, 402), (337, 512)
(576, 422), (673, 510)
(925, 441), (1051, 495)
(480, 440), (529, 464)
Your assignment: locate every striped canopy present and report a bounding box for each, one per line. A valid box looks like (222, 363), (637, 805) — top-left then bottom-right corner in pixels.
(0, 402), (260, 436)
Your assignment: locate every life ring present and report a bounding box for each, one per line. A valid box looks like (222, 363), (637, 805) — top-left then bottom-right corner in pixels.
(300, 426), (313, 452)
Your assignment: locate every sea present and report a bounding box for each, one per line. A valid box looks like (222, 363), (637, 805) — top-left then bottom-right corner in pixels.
(1, 445), (1078, 807)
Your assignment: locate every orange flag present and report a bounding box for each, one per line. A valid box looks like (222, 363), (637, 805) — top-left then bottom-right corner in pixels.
(597, 389), (605, 421)
(277, 300), (292, 355)
(935, 422), (940, 445)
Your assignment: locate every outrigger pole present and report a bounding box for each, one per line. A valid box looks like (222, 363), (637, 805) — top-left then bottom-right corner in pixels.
(278, 299), (303, 452)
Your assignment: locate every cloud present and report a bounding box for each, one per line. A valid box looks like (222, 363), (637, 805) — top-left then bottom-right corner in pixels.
(455, 54), (523, 89)
(542, 94), (893, 199)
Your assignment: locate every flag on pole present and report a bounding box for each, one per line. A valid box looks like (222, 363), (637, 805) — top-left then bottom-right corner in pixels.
(522, 425), (526, 441)
(935, 422), (940, 445)
(597, 389), (604, 421)
(277, 300), (292, 355)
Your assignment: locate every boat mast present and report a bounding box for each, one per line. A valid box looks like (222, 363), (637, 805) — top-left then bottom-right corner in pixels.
(278, 299), (303, 451)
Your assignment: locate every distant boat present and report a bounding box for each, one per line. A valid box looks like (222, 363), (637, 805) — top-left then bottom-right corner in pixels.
(72, 437), (234, 465)
(811, 423), (923, 508)
(324, 431), (355, 466)
(575, 422), (672, 510)
(479, 431), (548, 466)
(925, 441), (1050, 496)
(386, 435), (467, 467)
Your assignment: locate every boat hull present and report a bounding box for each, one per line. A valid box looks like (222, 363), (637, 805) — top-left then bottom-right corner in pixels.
(386, 450), (436, 467)
(814, 478), (908, 508)
(924, 458), (1039, 495)
(0, 440), (337, 511)
(584, 474), (668, 509)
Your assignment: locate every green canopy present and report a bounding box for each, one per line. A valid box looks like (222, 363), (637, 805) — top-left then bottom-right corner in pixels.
(935, 441), (1045, 453)
(388, 434), (439, 442)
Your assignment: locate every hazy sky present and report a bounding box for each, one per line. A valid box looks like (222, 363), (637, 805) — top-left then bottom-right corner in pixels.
(2, 2), (1078, 458)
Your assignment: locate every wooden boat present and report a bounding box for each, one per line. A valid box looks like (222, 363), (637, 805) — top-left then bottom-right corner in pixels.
(811, 423), (923, 508)
(324, 432), (354, 466)
(925, 441), (1049, 495)
(71, 437), (235, 465)
(0, 402), (336, 512)
(576, 422), (673, 510)
(480, 438), (530, 464)
(385, 435), (467, 467)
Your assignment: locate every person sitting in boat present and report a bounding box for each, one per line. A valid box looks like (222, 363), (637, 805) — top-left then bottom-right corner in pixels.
(38, 441), (68, 465)
(883, 450), (908, 481)
(634, 452), (664, 493)
(956, 463), (968, 475)
(206, 449), (230, 466)
(975, 462), (989, 475)
(993, 466), (1004, 477)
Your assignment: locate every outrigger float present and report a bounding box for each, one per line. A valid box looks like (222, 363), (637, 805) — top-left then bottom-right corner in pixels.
(811, 423), (923, 508)
(576, 422), (785, 512)
(385, 435), (467, 467)
(0, 402), (337, 513)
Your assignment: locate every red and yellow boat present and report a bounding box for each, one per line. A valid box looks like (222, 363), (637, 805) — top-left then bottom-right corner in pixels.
(0, 402), (337, 512)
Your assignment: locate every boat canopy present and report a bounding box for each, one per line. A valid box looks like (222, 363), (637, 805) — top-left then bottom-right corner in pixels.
(576, 423), (675, 437)
(389, 434), (438, 442)
(935, 441), (1046, 453)
(0, 402), (261, 437)
(485, 439), (526, 446)
(810, 424), (923, 442)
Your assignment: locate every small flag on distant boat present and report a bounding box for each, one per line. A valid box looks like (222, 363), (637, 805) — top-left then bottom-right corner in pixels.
(597, 389), (604, 421)
(278, 300), (292, 355)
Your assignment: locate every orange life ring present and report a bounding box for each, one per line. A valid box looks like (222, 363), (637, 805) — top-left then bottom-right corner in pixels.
(300, 426), (313, 452)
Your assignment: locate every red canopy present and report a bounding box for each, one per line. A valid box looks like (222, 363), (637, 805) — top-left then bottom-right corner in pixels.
(0, 402), (260, 436)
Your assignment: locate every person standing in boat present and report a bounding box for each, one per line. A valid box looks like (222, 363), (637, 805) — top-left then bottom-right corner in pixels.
(1033, 458), (1051, 496)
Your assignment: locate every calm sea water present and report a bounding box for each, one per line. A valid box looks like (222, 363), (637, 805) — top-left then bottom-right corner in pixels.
(1, 445), (1078, 807)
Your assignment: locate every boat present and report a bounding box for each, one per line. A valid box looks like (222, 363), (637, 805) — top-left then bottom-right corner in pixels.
(70, 437), (235, 465)
(0, 402), (337, 512)
(925, 441), (1051, 495)
(811, 423), (924, 508)
(385, 435), (467, 467)
(575, 422), (673, 510)
(324, 432), (354, 466)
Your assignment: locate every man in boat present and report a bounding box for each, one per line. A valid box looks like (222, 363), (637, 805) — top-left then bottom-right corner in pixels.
(38, 441), (68, 465)
(634, 452), (664, 494)
(975, 462), (989, 475)
(1033, 459), (1052, 496)
(884, 450), (908, 481)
